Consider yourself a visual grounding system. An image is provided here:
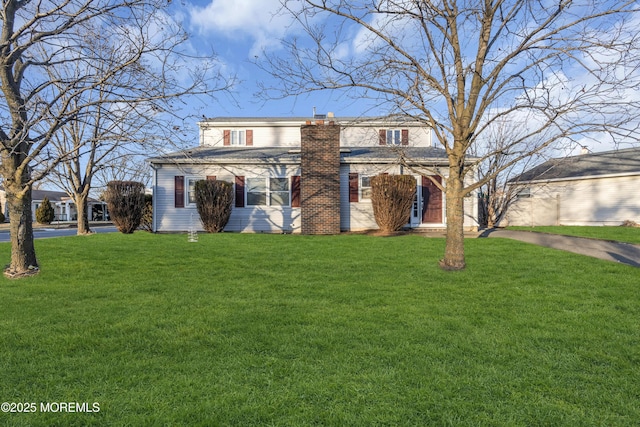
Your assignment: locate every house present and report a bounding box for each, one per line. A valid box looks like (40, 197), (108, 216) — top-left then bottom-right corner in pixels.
(0, 187), (108, 222)
(148, 116), (479, 233)
(504, 147), (640, 226)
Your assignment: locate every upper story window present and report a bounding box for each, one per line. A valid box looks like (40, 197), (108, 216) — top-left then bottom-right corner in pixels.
(379, 129), (409, 146)
(223, 129), (253, 146)
(388, 130), (401, 145)
(231, 130), (245, 145)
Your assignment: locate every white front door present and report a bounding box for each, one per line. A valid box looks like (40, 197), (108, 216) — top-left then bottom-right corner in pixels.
(410, 184), (421, 227)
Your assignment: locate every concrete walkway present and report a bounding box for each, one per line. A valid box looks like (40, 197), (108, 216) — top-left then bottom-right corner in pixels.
(480, 229), (640, 268)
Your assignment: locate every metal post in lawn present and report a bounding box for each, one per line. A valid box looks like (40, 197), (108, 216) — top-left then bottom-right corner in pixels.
(188, 213), (198, 242)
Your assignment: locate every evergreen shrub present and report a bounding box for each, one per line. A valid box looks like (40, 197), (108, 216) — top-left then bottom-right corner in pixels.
(35, 196), (55, 224)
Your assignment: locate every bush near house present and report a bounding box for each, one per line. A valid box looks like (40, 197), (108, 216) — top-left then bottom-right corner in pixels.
(195, 179), (233, 233)
(0, 201), (4, 223)
(35, 196), (55, 224)
(104, 181), (145, 234)
(371, 174), (417, 233)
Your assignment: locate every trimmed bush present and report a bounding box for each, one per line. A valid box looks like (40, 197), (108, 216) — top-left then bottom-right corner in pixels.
(371, 174), (417, 233)
(104, 181), (145, 234)
(36, 196), (55, 224)
(140, 194), (153, 232)
(195, 179), (233, 233)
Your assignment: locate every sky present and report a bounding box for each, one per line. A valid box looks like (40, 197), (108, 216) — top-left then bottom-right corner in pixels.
(168, 0), (640, 156)
(173, 0), (368, 119)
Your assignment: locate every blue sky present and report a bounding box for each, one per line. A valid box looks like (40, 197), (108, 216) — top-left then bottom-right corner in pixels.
(174, 0), (368, 118)
(167, 0), (639, 155)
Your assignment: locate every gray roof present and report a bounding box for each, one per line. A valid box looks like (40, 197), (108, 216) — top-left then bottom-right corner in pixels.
(148, 145), (450, 165)
(32, 189), (69, 202)
(0, 186), (99, 203)
(511, 147), (640, 183)
(200, 116), (429, 125)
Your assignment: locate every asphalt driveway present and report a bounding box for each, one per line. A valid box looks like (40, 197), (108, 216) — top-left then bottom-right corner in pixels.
(0, 225), (117, 242)
(480, 229), (640, 268)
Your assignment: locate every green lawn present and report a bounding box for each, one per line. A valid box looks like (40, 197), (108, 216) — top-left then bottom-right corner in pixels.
(507, 225), (640, 244)
(1, 233), (638, 426)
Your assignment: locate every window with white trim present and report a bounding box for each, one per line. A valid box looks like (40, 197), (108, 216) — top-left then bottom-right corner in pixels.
(186, 177), (200, 205)
(231, 130), (245, 146)
(246, 177), (290, 206)
(386, 129), (402, 145)
(360, 176), (372, 200)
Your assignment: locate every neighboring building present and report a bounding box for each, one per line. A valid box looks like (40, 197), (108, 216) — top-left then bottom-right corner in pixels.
(148, 116), (479, 233)
(0, 187), (108, 222)
(504, 147), (640, 226)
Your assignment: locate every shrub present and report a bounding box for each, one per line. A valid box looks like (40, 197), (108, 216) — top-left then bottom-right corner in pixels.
(195, 179), (233, 233)
(35, 196), (55, 224)
(371, 174), (417, 233)
(140, 194), (153, 232)
(104, 181), (145, 234)
(0, 201), (5, 223)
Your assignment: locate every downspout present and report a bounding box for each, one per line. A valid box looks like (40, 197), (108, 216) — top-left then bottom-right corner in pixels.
(151, 163), (159, 233)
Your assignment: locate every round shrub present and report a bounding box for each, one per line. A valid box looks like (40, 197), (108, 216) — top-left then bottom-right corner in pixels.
(195, 179), (233, 233)
(104, 181), (145, 234)
(371, 174), (417, 233)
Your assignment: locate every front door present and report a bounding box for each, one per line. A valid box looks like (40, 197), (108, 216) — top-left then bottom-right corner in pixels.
(422, 176), (443, 223)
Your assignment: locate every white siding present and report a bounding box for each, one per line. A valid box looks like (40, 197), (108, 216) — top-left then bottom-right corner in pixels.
(339, 164), (394, 230)
(339, 125), (432, 147)
(154, 164), (301, 233)
(506, 174), (640, 226)
(337, 165), (480, 231)
(200, 126), (301, 148)
(199, 121), (432, 148)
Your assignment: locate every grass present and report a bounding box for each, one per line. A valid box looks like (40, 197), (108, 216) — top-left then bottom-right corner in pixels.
(0, 232), (639, 426)
(507, 225), (640, 244)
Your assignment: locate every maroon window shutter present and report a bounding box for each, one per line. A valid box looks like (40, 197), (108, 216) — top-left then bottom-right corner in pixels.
(379, 129), (386, 145)
(291, 175), (301, 207)
(206, 175), (216, 180)
(174, 176), (185, 208)
(235, 176), (245, 207)
(246, 129), (253, 146)
(349, 173), (359, 202)
(223, 130), (230, 146)
(401, 129), (409, 145)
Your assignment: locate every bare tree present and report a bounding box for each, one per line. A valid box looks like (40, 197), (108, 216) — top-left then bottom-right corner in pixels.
(473, 119), (547, 229)
(262, 0), (640, 270)
(1, 0), (229, 276)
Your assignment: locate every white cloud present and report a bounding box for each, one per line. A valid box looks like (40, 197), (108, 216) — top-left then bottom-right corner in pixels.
(188, 0), (299, 56)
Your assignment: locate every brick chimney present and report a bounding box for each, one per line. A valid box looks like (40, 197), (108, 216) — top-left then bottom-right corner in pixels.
(300, 122), (341, 234)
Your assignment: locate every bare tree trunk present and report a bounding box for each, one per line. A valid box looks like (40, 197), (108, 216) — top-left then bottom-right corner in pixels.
(74, 193), (92, 235)
(487, 202), (496, 229)
(5, 180), (38, 277)
(440, 166), (466, 270)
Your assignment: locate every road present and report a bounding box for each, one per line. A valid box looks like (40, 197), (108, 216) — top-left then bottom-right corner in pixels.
(0, 225), (118, 242)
